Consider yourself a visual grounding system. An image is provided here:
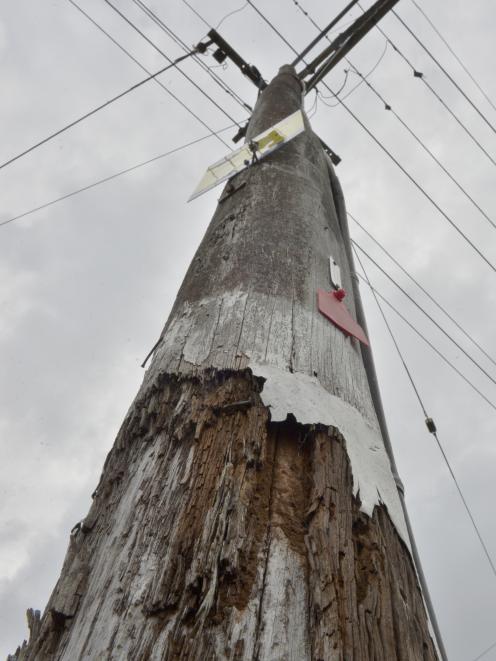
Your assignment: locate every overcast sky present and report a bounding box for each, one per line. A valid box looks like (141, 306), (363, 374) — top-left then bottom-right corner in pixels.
(1, 1), (496, 659)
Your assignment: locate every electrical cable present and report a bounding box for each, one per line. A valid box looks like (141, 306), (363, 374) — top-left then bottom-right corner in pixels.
(131, 0), (252, 113)
(338, 96), (496, 274)
(355, 3), (496, 170)
(318, 69), (350, 103)
(102, 0), (241, 129)
(291, 0), (389, 107)
(345, 59), (496, 232)
(354, 247), (496, 581)
(317, 41), (388, 107)
(291, 0), (360, 47)
(68, 0), (232, 149)
(246, 0), (299, 57)
(354, 246), (425, 410)
(472, 639), (496, 661)
(290, 0), (361, 66)
(246, 0), (496, 275)
(215, 1), (248, 29)
(392, 9), (496, 138)
(349, 212), (496, 369)
(409, 0), (496, 115)
(353, 240), (496, 389)
(0, 49), (198, 173)
(355, 271), (496, 412)
(0, 124), (237, 229)
(306, 88), (319, 118)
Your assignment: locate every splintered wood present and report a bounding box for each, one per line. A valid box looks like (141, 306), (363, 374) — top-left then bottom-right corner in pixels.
(11, 371), (437, 660)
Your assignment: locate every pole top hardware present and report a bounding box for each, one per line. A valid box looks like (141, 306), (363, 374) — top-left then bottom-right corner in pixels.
(296, 0), (400, 93)
(206, 29), (267, 90)
(320, 138), (342, 165)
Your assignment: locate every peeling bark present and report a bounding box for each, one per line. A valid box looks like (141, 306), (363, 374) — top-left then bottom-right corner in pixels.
(12, 371), (437, 660)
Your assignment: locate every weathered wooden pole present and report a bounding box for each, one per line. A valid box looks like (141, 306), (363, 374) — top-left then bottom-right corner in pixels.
(12, 65), (439, 660)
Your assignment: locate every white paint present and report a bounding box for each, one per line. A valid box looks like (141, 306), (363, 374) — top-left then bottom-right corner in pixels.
(250, 362), (410, 547)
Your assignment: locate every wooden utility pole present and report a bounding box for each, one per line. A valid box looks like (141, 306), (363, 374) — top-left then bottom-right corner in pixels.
(11, 65), (440, 660)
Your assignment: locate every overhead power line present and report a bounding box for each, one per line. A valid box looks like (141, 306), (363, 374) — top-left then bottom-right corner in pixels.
(68, 0), (232, 149)
(353, 240), (496, 389)
(0, 125), (236, 229)
(130, 0), (252, 112)
(392, 9), (496, 138)
(472, 638), (496, 661)
(0, 48), (198, 173)
(247, 0), (299, 57)
(349, 213), (496, 369)
(318, 42), (388, 107)
(355, 272), (496, 412)
(338, 98), (496, 273)
(354, 247), (496, 582)
(102, 0), (241, 129)
(354, 2), (496, 170)
(409, 0), (496, 115)
(246, 0), (496, 275)
(291, 0), (361, 66)
(345, 59), (496, 232)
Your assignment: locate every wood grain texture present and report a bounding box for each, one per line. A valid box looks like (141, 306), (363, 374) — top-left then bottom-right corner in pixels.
(10, 372), (437, 660)
(140, 66), (378, 427)
(10, 65), (438, 660)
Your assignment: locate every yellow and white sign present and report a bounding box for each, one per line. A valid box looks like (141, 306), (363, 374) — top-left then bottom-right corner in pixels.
(188, 109), (305, 201)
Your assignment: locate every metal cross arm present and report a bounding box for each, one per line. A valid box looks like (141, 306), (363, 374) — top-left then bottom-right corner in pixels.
(199, 28), (267, 90)
(291, 0), (361, 67)
(299, 0), (400, 92)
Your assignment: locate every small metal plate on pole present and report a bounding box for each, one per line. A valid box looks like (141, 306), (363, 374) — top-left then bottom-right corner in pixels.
(317, 288), (369, 345)
(188, 109), (305, 201)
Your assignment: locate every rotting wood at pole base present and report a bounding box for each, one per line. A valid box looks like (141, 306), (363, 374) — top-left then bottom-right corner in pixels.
(10, 370), (438, 660)
(10, 63), (439, 660)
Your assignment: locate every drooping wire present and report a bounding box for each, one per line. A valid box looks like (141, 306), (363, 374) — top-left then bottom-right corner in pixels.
(305, 88), (319, 118)
(244, 0), (496, 275)
(0, 124), (237, 229)
(353, 240), (496, 389)
(68, 0), (232, 149)
(317, 41), (388, 107)
(215, 1), (248, 29)
(344, 60), (496, 232)
(318, 68), (350, 105)
(392, 9), (496, 138)
(131, 0), (252, 112)
(409, 0), (496, 115)
(0, 49), (198, 172)
(102, 0), (242, 129)
(354, 246), (496, 581)
(349, 212), (496, 369)
(355, 2), (496, 170)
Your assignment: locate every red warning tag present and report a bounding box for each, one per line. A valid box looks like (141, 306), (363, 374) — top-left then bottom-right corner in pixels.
(317, 288), (369, 346)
